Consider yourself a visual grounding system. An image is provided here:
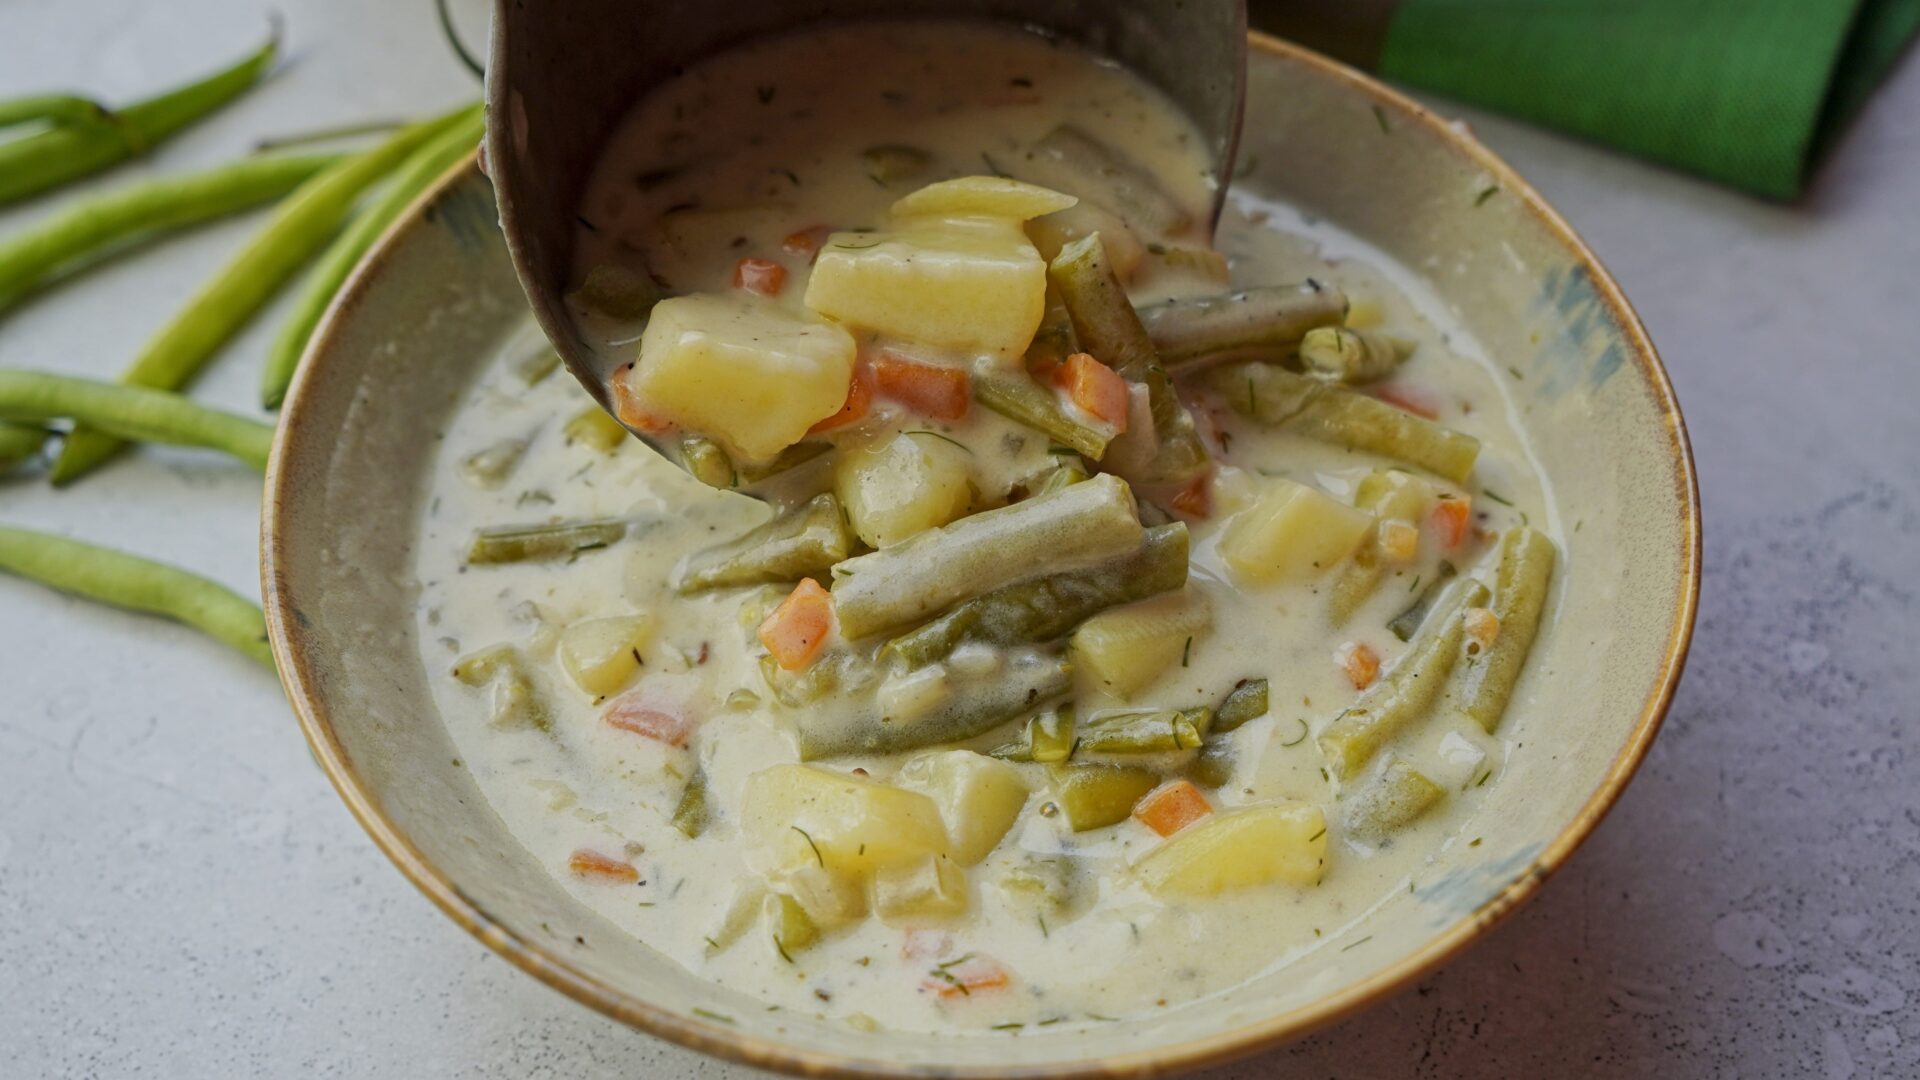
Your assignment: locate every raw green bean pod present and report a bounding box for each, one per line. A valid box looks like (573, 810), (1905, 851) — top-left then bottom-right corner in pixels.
(466, 518), (627, 565)
(261, 106), (484, 406)
(0, 152), (341, 314)
(1451, 527), (1556, 732)
(1299, 326), (1413, 384)
(1387, 559), (1458, 641)
(0, 525), (271, 666)
(1210, 362), (1480, 484)
(0, 94), (113, 130)
(0, 422), (49, 471)
(674, 493), (854, 593)
(1137, 282), (1348, 369)
(0, 370), (274, 470)
(0, 31), (280, 207)
(52, 104), (477, 484)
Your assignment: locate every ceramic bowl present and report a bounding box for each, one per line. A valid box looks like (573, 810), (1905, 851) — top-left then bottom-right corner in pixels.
(262, 31), (1699, 1078)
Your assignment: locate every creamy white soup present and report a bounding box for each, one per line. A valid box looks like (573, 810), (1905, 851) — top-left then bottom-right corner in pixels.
(413, 18), (1556, 1035)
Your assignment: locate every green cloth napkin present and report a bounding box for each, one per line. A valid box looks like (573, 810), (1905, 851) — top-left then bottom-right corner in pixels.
(1251, 0), (1920, 198)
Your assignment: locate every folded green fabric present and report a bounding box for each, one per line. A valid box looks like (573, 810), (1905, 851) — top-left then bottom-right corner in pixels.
(1251, 0), (1920, 198)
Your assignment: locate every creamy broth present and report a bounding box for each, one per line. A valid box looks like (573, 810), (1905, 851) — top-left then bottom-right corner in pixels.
(414, 19), (1554, 1035)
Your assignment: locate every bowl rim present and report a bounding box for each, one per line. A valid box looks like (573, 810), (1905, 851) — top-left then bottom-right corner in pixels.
(261, 28), (1700, 1080)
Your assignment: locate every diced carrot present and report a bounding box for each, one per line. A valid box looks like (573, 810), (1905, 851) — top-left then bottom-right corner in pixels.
(1377, 519), (1420, 563)
(1372, 383), (1440, 419)
(901, 929), (955, 961)
(731, 256), (787, 297)
(758, 578), (834, 671)
(873, 351), (970, 421)
(603, 689), (697, 746)
(1056, 352), (1129, 431)
(1337, 640), (1381, 689)
(567, 849), (639, 884)
(1463, 607), (1501, 652)
(1169, 470), (1213, 519)
(1429, 495), (1472, 548)
(782, 224), (834, 260)
(808, 360), (873, 434)
(922, 955), (1011, 999)
(1133, 779), (1213, 837)
(610, 367), (674, 435)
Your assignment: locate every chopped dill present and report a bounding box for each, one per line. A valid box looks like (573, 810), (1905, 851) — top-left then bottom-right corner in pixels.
(1482, 489), (1514, 507)
(1474, 185), (1499, 206)
(792, 826), (824, 867)
(1341, 935), (1373, 952)
(1371, 104), (1390, 134)
(1280, 718), (1309, 747)
(693, 1007), (736, 1024)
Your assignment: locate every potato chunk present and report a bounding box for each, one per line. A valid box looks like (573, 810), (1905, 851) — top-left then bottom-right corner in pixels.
(1219, 477), (1373, 584)
(1135, 803), (1328, 897)
(806, 226), (1047, 357)
(873, 853), (970, 921)
(833, 432), (974, 548)
(558, 615), (655, 696)
(899, 751), (1030, 865)
(627, 294), (855, 463)
(742, 765), (948, 873)
(889, 176), (1076, 223)
(1070, 586), (1212, 699)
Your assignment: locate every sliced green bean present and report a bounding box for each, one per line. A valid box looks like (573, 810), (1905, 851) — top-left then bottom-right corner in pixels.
(466, 519), (627, 565)
(1034, 455), (1090, 495)
(0, 31), (279, 207)
(1329, 470), (1435, 624)
(972, 369), (1112, 460)
(0, 94), (113, 130)
(1188, 740), (1235, 788)
(1452, 527), (1556, 733)
(0, 525), (271, 666)
(0, 152), (341, 314)
(1343, 756), (1446, 839)
(1077, 707), (1210, 755)
(673, 769), (711, 838)
(52, 104), (476, 484)
(1211, 362), (1480, 484)
(862, 144), (931, 184)
(675, 493), (853, 593)
(262, 105), (483, 407)
(1299, 326), (1412, 384)
(1019, 126), (1189, 234)
(1030, 705), (1076, 764)
(1047, 763), (1157, 832)
(680, 434), (735, 488)
(0, 370), (274, 470)
(792, 653), (1070, 759)
(450, 643), (551, 730)
(1318, 580), (1489, 779)
(1388, 560), (1458, 641)
(830, 473), (1144, 640)
(879, 522), (1187, 668)
(1211, 678), (1270, 734)
(1139, 283), (1348, 369)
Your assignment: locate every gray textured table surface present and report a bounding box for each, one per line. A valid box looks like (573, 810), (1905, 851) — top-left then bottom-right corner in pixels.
(3, 2), (1916, 1077)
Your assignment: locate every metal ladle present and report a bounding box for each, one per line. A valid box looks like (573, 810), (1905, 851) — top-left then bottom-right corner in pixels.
(485, 0), (1248, 460)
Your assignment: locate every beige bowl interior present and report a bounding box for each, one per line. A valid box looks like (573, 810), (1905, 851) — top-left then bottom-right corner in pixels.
(263, 33), (1697, 1079)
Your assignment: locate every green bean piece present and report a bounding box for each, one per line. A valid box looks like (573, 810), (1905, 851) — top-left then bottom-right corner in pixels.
(995, 854), (1077, 915)
(1210, 362), (1480, 484)
(1343, 756), (1447, 839)
(569, 264), (662, 320)
(1019, 126), (1189, 234)
(1188, 740), (1235, 788)
(673, 769), (711, 838)
(0, 423), (50, 471)
(831, 473), (1144, 640)
(1211, 678), (1270, 733)
(760, 649), (868, 709)
(564, 406), (629, 453)
(1048, 233), (1207, 484)
(1387, 560), (1458, 642)
(52, 105), (476, 484)
(1030, 706), (1076, 764)
(0, 31), (279, 207)
(972, 369), (1113, 460)
(1329, 470), (1435, 624)
(1318, 580), (1490, 779)
(0, 370), (274, 470)
(1452, 528), (1556, 733)
(879, 522), (1186, 669)
(675, 493), (854, 593)
(793, 653), (1070, 760)
(0, 153), (341, 314)
(1137, 283), (1348, 369)
(459, 438), (527, 489)
(862, 144), (931, 184)
(1034, 455), (1090, 495)
(680, 435), (736, 488)
(1047, 764), (1158, 832)
(450, 643), (551, 730)
(465, 519), (627, 565)
(0, 94), (113, 130)
(0, 525), (271, 666)
(252, 118), (407, 153)
(514, 346), (562, 385)
(262, 106), (484, 407)
(1077, 707), (1210, 755)
(1027, 293), (1078, 368)
(1299, 326), (1412, 384)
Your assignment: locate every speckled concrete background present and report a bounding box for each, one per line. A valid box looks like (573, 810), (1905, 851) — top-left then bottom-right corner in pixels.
(2, 2), (1915, 1077)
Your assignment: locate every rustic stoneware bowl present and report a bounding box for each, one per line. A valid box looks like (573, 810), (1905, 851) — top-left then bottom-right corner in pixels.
(262, 31), (1699, 1079)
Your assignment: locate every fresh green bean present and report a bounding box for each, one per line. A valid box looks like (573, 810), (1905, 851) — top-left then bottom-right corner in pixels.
(253, 118), (405, 153)
(1343, 756), (1447, 838)
(673, 769), (711, 838)
(1299, 326), (1412, 384)
(0, 94), (113, 130)
(1318, 580), (1489, 779)
(0, 423), (49, 470)
(0, 153), (341, 314)
(1387, 560), (1458, 641)
(0, 31), (279, 207)
(675, 493), (853, 593)
(879, 522), (1187, 668)
(830, 473), (1144, 640)
(1047, 763), (1157, 832)
(0, 370), (274, 470)
(465, 519), (627, 565)
(972, 369), (1112, 460)
(1211, 678), (1270, 733)
(52, 105), (476, 484)
(1138, 283), (1348, 369)
(1077, 707), (1210, 755)
(0, 525), (271, 666)
(1018, 125), (1189, 234)
(1210, 362), (1480, 484)
(792, 652), (1070, 759)
(1452, 527), (1556, 733)
(262, 106), (483, 407)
